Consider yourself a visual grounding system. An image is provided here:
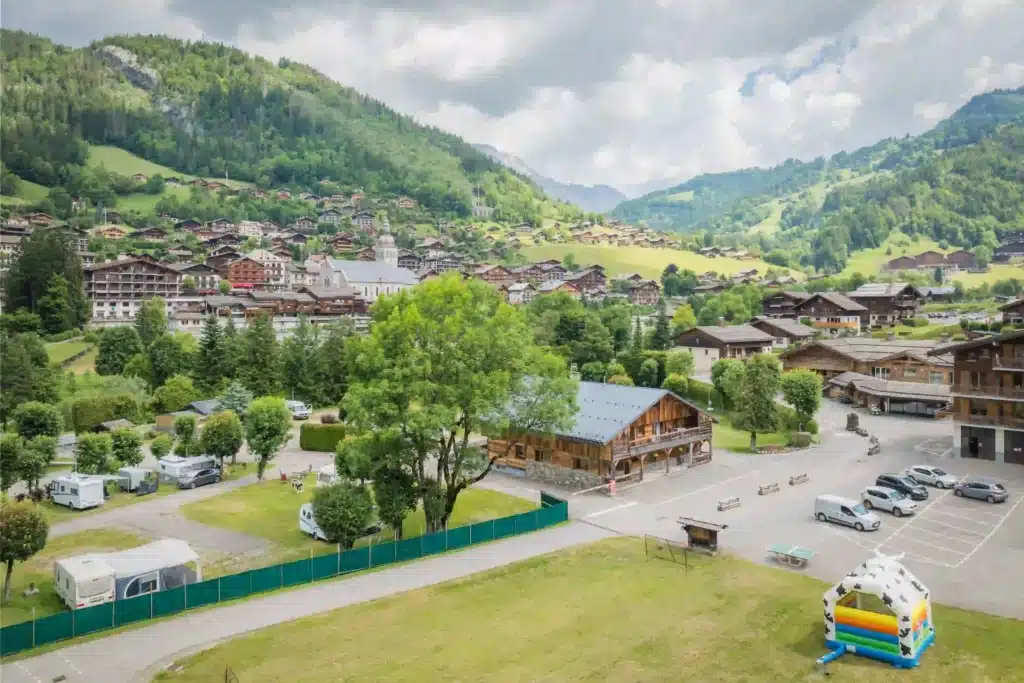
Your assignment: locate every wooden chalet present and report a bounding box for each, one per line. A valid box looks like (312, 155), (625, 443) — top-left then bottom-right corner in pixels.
(1000, 298), (1024, 325)
(781, 337), (954, 383)
(761, 290), (810, 318)
(793, 292), (866, 333)
(846, 282), (921, 326)
(474, 264), (514, 288)
(674, 325), (774, 374)
(489, 382), (715, 486)
(629, 279), (661, 306)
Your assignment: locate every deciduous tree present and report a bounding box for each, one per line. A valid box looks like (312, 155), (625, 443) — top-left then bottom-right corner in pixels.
(12, 401), (63, 440)
(134, 297), (168, 347)
(199, 411), (244, 469)
(173, 414), (198, 457)
(780, 369), (823, 431)
(20, 436), (56, 492)
(96, 326), (144, 376)
(0, 502), (49, 602)
(0, 435), (25, 493)
(310, 482), (374, 549)
(245, 397), (292, 480)
(154, 374), (199, 413)
(665, 350), (695, 378)
(75, 432), (113, 474)
(150, 433), (173, 459)
(733, 354), (782, 450)
(111, 428), (144, 467)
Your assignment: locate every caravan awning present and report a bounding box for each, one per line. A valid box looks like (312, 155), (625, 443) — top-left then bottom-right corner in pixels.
(82, 540), (199, 579)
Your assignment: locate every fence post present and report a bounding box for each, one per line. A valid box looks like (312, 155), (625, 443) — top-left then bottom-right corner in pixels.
(469, 523), (472, 546)
(112, 600), (115, 627)
(72, 605), (76, 638)
(369, 537), (373, 568)
(280, 563), (284, 589)
(185, 582), (188, 610)
(310, 548), (313, 584)
(337, 543), (341, 576)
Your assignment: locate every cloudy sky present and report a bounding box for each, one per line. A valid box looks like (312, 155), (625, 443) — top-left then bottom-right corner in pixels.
(6, 0), (1024, 196)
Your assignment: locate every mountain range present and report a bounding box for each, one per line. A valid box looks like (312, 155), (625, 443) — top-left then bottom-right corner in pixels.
(472, 143), (626, 213)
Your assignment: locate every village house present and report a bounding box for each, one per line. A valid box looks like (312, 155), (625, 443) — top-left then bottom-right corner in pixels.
(246, 249), (288, 289)
(173, 219), (203, 233)
(318, 208), (344, 224)
(219, 257), (266, 288)
(999, 298), (1024, 325)
(673, 324), (775, 374)
(27, 212), (54, 226)
(292, 216), (317, 232)
(131, 173), (148, 183)
(847, 282), (922, 326)
(748, 315), (816, 349)
(488, 382), (715, 488)
(793, 292), (866, 334)
(84, 259), (183, 321)
(0, 233), (23, 272)
(396, 250), (422, 270)
(537, 280), (582, 299)
(762, 290), (811, 318)
(474, 264), (515, 288)
(352, 211), (375, 231)
(565, 266), (607, 293)
(781, 337), (954, 384)
(931, 329), (1024, 464)
(629, 280), (661, 306)
(207, 218), (236, 233)
(205, 250), (243, 273)
(504, 282), (537, 305)
(237, 221), (264, 239)
(396, 196), (416, 209)
(103, 211), (125, 224)
(994, 240), (1024, 263)
(883, 249), (977, 273)
(166, 248), (194, 261)
(510, 264), (545, 283)
(134, 227), (168, 241)
(172, 262), (220, 293)
(94, 225), (129, 240)
(276, 189), (291, 200)
(353, 247), (377, 261)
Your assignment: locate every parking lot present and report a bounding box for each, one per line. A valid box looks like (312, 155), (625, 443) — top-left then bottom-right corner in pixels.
(565, 405), (1024, 619)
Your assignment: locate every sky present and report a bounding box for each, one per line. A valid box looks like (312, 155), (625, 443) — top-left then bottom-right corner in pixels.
(5, 0), (1024, 196)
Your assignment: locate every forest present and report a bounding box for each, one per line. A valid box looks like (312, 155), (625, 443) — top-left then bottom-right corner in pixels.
(0, 30), (559, 224)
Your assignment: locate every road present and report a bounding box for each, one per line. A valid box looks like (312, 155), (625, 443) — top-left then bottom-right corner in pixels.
(1, 522), (612, 683)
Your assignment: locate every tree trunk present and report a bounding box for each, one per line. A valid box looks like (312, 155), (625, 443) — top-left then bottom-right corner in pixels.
(256, 457), (266, 480)
(749, 432), (757, 451)
(3, 560), (14, 603)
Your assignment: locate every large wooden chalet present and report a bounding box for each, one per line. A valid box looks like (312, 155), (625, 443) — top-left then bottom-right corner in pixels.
(489, 382), (715, 487)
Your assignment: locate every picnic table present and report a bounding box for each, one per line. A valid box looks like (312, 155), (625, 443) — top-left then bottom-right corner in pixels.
(767, 544), (815, 568)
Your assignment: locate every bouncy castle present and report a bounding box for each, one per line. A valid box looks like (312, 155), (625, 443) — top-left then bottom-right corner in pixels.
(819, 553), (935, 669)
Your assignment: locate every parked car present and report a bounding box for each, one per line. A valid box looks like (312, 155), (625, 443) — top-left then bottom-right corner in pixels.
(177, 468), (221, 489)
(814, 495), (882, 532)
(904, 465), (958, 489)
(861, 486), (918, 517)
(287, 400), (311, 420)
(875, 473), (929, 501)
(953, 478), (1008, 503)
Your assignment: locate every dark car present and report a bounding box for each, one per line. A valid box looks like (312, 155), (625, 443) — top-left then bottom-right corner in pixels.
(876, 473), (929, 501)
(178, 468), (221, 489)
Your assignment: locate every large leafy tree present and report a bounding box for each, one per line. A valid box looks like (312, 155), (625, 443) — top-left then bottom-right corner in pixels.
(111, 428), (144, 467)
(315, 320), (354, 407)
(0, 332), (58, 424)
(0, 501), (49, 602)
(173, 414), (199, 457)
(241, 313), (282, 397)
(20, 436), (57, 492)
(199, 410), (244, 468)
(153, 374), (199, 413)
(0, 435), (25, 493)
(147, 333), (194, 388)
(74, 433), (113, 474)
(344, 274), (577, 532)
(95, 326), (144, 376)
(2, 228), (87, 328)
(11, 401), (63, 440)
(244, 397), (292, 480)
(733, 354), (783, 450)
(780, 370), (823, 431)
(310, 482), (374, 549)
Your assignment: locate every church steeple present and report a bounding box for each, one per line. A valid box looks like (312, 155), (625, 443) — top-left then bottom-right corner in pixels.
(374, 214), (398, 267)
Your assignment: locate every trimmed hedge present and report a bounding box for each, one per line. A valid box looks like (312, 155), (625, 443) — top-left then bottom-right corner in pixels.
(71, 393), (139, 433)
(300, 423), (346, 452)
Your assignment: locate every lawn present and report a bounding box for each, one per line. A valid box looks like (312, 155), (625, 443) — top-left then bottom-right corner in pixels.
(712, 414), (789, 452)
(951, 263), (1024, 287)
(180, 475), (537, 573)
(155, 537), (1024, 683)
(87, 145), (252, 189)
(521, 244), (790, 280)
(0, 177), (50, 206)
(1, 529), (145, 626)
(841, 235), (947, 278)
(66, 346), (98, 374)
(44, 340), (91, 366)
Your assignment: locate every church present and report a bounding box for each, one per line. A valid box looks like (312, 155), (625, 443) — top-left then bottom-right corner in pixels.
(314, 218), (419, 302)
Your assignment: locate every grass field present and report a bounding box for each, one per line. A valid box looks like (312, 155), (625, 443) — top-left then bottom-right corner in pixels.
(951, 263), (1024, 287)
(521, 244), (788, 280)
(39, 484), (178, 525)
(840, 234), (1024, 285)
(155, 537), (1024, 683)
(44, 340), (91, 365)
(2, 529), (145, 626)
(712, 417), (789, 452)
(0, 177), (50, 206)
(66, 347), (99, 374)
(87, 145), (252, 189)
(180, 476), (536, 574)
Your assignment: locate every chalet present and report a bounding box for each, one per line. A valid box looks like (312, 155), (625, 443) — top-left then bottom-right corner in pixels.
(205, 250), (243, 273)
(826, 372), (951, 418)
(131, 174), (149, 183)
(174, 219), (203, 233)
(945, 250), (976, 270)
(629, 280), (661, 306)
(417, 237), (447, 252)
(354, 247), (377, 261)
(250, 189), (268, 199)
(781, 337), (953, 384)
(537, 262), (568, 279)
(999, 298), (1024, 325)
(331, 233), (356, 251)
(697, 271), (718, 282)
(994, 241), (1024, 263)
(283, 232), (308, 246)
(510, 264), (545, 283)
(793, 292), (866, 334)
(292, 216), (318, 232)
(474, 264), (514, 288)
(134, 227), (168, 241)
(167, 248), (194, 261)
(847, 282), (921, 326)
(504, 282), (537, 305)
(103, 211), (125, 224)
(276, 189), (292, 200)
(396, 196), (416, 209)
(237, 221), (264, 239)
(352, 211), (375, 230)
(749, 315), (816, 348)
(762, 290), (811, 318)
(698, 246), (722, 257)
(614, 272), (645, 284)
(300, 191), (319, 201)
(351, 191), (365, 202)
(94, 225), (129, 240)
(490, 382), (714, 487)
(565, 267), (607, 292)
(417, 267), (442, 281)
(298, 286), (368, 316)
(918, 286), (956, 302)
(165, 177), (181, 186)
(537, 280), (581, 299)
(318, 208), (344, 224)
(284, 263), (311, 289)
(674, 325), (775, 374)
(219, 257), (266, 286)
(207, 218), (236, 232)
(27, 212), (54, 226)
(172, 262), (220, 292)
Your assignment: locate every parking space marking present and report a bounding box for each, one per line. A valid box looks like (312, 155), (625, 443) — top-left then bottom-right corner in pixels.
(928, 508), (1002, 525)
(954, 497), (1024, 569)
(59, 652), (84, 677)
(914, 517), (989, 538)
(872, 482), (961, 553)
(877, 538), (960, 568)
(908, 526), (979, 547)
(651, 471), (761, 507)
(14, 662), (43, 683)
(585, 502), (637, 518)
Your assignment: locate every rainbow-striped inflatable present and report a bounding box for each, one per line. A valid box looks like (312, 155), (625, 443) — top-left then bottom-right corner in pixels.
(819, 554), (935, 668)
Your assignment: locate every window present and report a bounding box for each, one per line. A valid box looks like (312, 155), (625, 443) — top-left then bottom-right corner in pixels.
(871, 367), (890, 380)
(514, 444), (526, 460)
(840, 506), (853, 516)
(904, 368), (917, 377)
(929, 371), (945, 384)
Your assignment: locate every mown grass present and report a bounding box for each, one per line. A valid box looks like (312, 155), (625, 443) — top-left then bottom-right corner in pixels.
(44, 340), (91, 365)
(521, 244), (788, 280)
(87, 145), (252, 189)
(156, 537), (1024, 683)
(0, 177), (50, 206)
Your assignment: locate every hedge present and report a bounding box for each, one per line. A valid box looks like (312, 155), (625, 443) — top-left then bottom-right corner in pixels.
(71, 393), (139, 433)
(300, 423), (346, 452)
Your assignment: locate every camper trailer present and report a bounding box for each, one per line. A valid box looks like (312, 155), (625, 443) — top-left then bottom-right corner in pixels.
(116, 467), (156, 492)
(299, 503), (382, 542)
(53, 539), (201, 610)
(48, 474), (105, 510)
(316, 463), (338, 487)
(156, 455), (217, 482)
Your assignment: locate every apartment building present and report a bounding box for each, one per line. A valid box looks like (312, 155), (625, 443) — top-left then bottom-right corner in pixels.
(84, 259), (183, 321)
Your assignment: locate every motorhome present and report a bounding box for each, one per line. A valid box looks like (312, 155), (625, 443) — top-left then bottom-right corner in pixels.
(299, 503), (382, 542)
(53, 539), (201, 610)
(48, 474), (105, 510)
(315, 463), (338, 487)
(156, 455), (217, 482)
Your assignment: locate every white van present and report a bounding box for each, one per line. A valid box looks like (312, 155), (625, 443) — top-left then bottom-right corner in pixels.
(48, 474), (105, 510)
(157, 455), (217, 482)
(814, 494), (881, 532)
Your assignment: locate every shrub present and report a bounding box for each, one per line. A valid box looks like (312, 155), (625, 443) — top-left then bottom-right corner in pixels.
(900, 317), (929, 328)
(42, 329), (80, 343)
(300, 423), (346, 452)
(150, 433), (173, 459)
(606, 375), (634, 386)
(682, 378), (714, 407)
(70, 392), (139, 433)
(320, 413), (339, 425)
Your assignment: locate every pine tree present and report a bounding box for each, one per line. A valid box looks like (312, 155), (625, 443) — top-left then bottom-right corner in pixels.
(37, 274), (74, 334)
(196, 315), (225, 392)
(241, 312), (282, 397)
(315, 320), (353, 406)
(282, 316), (320, 404)
(134, 297), (168, 347)
(631, 315), (644, 352)
(221, 316), (241, 380)
(3, 228), (87, 328)
(649, 299), (671, 350)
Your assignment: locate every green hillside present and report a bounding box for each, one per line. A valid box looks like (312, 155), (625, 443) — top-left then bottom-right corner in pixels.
(611, 86), (1024, 233)
(0, 29), (572, 225)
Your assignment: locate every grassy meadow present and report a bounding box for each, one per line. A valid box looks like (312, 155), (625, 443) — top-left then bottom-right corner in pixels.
(521, 244), (787, 280)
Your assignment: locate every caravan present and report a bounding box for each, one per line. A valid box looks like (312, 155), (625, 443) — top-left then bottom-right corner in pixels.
(157, 455), (217, 482)
(48, 474), (105, 510)
(315, 463), (338, 487)
(53, 539), (201, 609)
(299, 503), (382, 542)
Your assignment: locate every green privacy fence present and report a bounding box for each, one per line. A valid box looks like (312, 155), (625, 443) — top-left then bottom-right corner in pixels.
(0, 497), (568, 657)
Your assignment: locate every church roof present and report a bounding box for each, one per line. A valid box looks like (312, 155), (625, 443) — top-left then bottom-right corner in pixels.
(324, 259), (418, 285)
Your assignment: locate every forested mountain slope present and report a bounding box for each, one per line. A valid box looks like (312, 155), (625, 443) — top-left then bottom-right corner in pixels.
(610, 86), (1024, 231)
(0, 30), (562, 222)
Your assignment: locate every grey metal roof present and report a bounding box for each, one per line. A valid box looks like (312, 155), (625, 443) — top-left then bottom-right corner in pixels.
(827, 372), (950, 402)
(558, 382), (711, 445)
(848, 282), (922, 298)
(796, 337), (953, 367)
(802, 291), (868, 312)
(692, 324), (775, 344)
(751, 315), (815, 338)
(301, 285), (362, 299)
(187, 400), (221, 416)
(325, 259), (419, 285)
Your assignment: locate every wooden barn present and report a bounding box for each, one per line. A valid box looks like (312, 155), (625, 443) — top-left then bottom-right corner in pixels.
(489, 382), (715, 487)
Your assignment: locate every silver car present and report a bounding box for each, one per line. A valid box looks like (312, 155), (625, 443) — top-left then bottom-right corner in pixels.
(905, 465), (958, 489)
(861, 486), (918, 517)
(953, 478), (1008, 504)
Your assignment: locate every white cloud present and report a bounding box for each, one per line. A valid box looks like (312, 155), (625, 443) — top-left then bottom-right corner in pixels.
(3, 0), (1023, 194)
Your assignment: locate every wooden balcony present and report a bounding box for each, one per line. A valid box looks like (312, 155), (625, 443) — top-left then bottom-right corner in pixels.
(960, 413), (1024, 429)
(993, 356), (1024, 371)
(952, 384), (1024, 400)
(612, 425), (712, 461)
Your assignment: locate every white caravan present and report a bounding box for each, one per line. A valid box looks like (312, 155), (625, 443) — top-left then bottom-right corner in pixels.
(299, 503), (383, 542)
(156, 455), (217, 482)
(315, 463), (338, 487)
(48, 474), (105, 510)
(53, 539), (202, 609)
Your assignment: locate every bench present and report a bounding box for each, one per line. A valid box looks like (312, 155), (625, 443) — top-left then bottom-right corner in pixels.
(767, 544), (815, 568)
(758, 482), (780, 496)
(788, 474), (809, 486)
(717, 496), (741, 511)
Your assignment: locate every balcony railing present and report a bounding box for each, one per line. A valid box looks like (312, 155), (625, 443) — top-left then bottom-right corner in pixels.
(960, 414), (1024, 429)
(952, 384), (1024, 400)
(993, 356), (1024, 371)
(612, 425), (712, 460)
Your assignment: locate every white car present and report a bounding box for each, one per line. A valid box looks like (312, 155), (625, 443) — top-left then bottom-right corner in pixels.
(905, 465), (958, 489)
(861, 486), (918, 517)
(286, 400), (311, 420)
